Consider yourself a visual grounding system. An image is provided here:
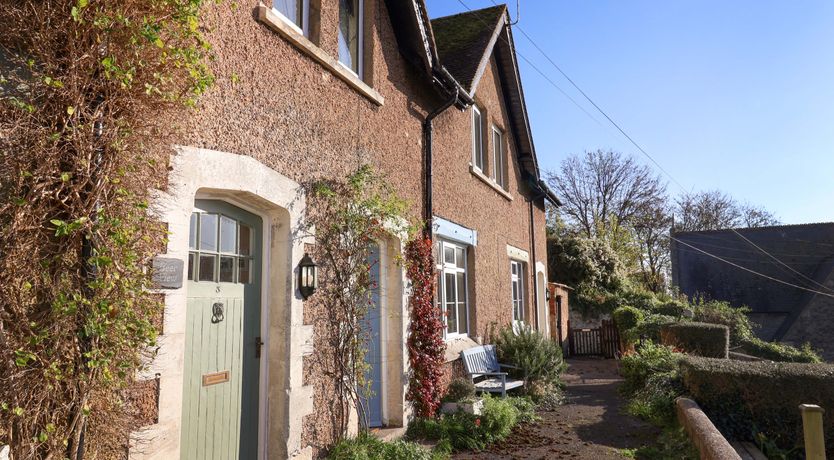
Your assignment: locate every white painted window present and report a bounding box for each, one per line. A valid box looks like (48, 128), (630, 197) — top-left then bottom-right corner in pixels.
(436, 240), (469, 337)
(188, 211), (254, 284)
(511, 260), (525, 325)
(273, 0), (309, 35)
(492, 125), (506, 189)
(338, 0), (364, 77)
(472, 106), (485, 171)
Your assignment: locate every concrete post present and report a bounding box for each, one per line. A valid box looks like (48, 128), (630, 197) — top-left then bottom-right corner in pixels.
(800, 404), (826, 460)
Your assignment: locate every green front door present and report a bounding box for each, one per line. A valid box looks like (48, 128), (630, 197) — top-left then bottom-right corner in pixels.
(181, 200), (262, 460)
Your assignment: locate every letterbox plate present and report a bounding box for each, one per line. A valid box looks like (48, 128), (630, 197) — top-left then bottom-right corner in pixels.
(202, 370), (230, 386)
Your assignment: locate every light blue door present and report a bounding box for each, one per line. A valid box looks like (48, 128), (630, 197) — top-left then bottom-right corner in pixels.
(361, 244), (383, 427)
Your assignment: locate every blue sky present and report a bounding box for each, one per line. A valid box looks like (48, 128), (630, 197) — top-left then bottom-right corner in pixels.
(426, 1), (834, 224)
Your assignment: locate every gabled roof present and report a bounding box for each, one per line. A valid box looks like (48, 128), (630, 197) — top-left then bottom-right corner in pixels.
(383, 2), (559, 205)
(430, 5), (506, 94)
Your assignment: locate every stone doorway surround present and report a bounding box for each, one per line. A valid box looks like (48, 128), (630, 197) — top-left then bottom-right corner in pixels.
(133, 146), (315, 460)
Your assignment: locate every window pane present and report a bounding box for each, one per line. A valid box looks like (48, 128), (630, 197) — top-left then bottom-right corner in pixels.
(338, 0), (361, 74)
(198, 254), (216, 282)
(239, 224), (251, 256)
(199, 213), (218, 251)
(187, 253), (195, 281)
(445, 273), (457, 332)
(274, 0), (302, 27)
(455, 247), (464, 267)
(473, 110), (483, 169)
(444, 245), (455, 265)
(238, 258), (252, 284)
(219, 256), (235, 282)
(189, 213), (198, 249)
(456, 272), (467, 333)
(220, 216), (237, 253)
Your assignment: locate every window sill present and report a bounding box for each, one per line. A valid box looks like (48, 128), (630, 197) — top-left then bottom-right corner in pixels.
(444, 336), (480, 362)
(257, 4), (384, 106)
(470, 165), (513, 201)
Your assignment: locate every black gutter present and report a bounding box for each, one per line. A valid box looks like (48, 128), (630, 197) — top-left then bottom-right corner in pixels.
(423, 83), (460, 238)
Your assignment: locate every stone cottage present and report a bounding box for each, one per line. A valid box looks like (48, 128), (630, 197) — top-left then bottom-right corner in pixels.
(133, 1), (558, 458)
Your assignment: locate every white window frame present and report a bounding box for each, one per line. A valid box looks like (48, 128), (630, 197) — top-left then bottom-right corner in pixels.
(436, 239), (470, 339)
(491, 125), (505, 189)
(511, 260), (525, 326)
(337, 0), (364, 79)
(471, 106), (485, 171)
(272, 0), (310, 36)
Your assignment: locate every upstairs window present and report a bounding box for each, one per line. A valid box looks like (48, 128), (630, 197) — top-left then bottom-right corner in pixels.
(492, 126), (506, 189)
(338, 0), (363, 77)
(472, 106), (485, 171)
(273, 0), (308, 35)
(511, 260), (525, 325)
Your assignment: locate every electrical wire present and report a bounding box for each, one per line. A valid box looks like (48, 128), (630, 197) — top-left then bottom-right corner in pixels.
(671, 235), (834, 299)
(452, 0), (834, 298)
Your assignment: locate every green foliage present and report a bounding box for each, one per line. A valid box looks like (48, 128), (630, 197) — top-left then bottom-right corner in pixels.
(690, 297), (754, 345)
(442, 378), (476, 403)
(494, 324), (565, 386)
(740, 337), (821, 363)
(547, 233), (626, 315)
(652, 300), (688, 318)
(631, 314), (676, 343)
(620, 342), (681, 395)
(620, 426), (698, 460)
(305, 166), (415, 435)
(659, 322), (730, 359)
(407, 395), (534, 451)
(625, 372), (685, 427)
(681, 356), (834, 453)
(328, 432), (447, 460)
(613, 306), (644, 332)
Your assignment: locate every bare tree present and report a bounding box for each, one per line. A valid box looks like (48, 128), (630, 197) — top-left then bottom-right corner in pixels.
(546, 150), (667, 239)
(633, 200), (673, 292)
(674, 190), (779, 232)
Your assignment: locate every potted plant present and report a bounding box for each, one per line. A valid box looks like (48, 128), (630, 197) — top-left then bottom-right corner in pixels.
(440, 378), (483, 415)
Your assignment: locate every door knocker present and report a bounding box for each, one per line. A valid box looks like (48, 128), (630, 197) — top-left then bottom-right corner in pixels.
(211, 302), (225, 323)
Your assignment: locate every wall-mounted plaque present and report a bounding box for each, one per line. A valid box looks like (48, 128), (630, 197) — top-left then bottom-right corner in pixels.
(152, 257), (184, 289)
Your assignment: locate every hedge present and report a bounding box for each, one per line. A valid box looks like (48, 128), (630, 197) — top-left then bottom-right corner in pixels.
(680, 356), (834, 452)
(660, 322), (729, 359)
(739, 338), (822, 363)
(613, 306), (644, 332)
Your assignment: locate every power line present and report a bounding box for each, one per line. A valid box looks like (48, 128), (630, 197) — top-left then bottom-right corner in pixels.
(452, 0), (834, 297)
(485, 0), (688, 192)
(671, 235), (834, 299)
(729, 228), (834, 293)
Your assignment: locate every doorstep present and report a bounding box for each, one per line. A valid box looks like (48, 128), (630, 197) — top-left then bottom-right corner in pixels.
(369, 426), (407, 443)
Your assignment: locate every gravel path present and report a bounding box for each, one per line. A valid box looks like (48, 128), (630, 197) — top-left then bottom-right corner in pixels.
(453, 358), (660, 460)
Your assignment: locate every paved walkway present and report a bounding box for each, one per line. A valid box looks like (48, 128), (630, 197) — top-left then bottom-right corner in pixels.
(453, 358), (659, 460)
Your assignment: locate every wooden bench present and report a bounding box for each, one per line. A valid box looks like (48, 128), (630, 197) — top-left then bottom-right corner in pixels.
(460, 345), (524, 397)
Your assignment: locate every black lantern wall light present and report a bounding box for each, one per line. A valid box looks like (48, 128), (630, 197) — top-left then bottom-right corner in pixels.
(298, 253), (318, 299)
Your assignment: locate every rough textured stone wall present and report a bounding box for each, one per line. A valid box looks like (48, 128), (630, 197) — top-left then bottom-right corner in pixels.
(157, 1), (549, 456)
(432, 57), (548, 343)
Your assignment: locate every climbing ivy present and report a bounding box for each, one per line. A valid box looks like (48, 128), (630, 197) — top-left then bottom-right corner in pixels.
(0, 0), (215, 458)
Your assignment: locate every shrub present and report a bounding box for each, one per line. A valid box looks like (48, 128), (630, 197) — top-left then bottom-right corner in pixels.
(328, 431), (445, 460)
(631, 314), (675, 343)
(620, 342), (681, 395)
(690, 297), (754, 345)
(625, 372), (685, 426)
(660, 322), (729, 358)
(680, 356), (834, 452)
(443, 378), (476, 403)
(494, 325), (565, 386)
(740, 338), (822, 363)
(406, 395), (531, 451)
(613, 306), (644, 332)
(653, 300), (688, 318)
